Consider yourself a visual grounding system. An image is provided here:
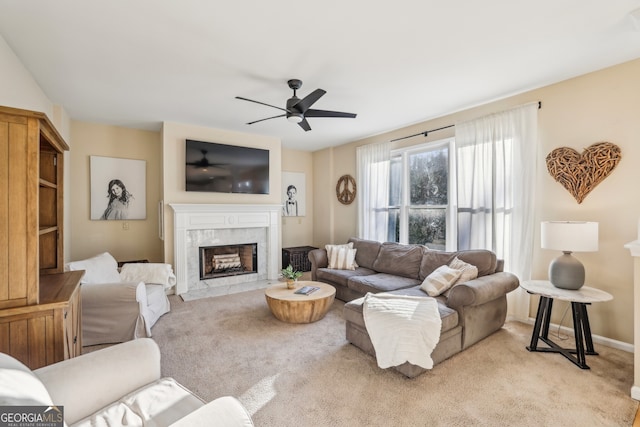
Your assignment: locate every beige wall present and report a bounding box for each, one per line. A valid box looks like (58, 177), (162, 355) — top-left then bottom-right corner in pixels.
(311, 143), (360, 247)
(312, 58), (640, 344)
(69, 122), (163, 263)
(312, 148), (335, 247)
(0, 36), (56, 122)
(68, 121), (306, 268)
(161, 122), (282, 267)
(281, 149), (314, 248)
(0, 34), (74, 261)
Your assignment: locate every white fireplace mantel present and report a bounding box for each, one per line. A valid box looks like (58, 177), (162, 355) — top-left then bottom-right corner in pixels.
(625, 238), (640, 401)
(170, 204), (281, 295)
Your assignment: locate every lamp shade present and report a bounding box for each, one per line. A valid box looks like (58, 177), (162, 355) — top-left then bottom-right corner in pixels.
(541, 221), (598, 252)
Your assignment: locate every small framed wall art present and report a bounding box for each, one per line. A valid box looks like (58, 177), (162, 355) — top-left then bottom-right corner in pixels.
(282, 171), (306, 217)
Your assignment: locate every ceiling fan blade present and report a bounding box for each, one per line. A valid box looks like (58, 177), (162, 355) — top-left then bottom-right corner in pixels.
(292, 89), (326, 113)
(304, 109), (357, 119)
(247, 114), (286, 125)
(236, 96), (289, 113)
(298, 118), (311, 132)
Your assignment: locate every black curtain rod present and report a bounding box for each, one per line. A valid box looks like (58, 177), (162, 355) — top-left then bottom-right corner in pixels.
(390, 101), (542, 143)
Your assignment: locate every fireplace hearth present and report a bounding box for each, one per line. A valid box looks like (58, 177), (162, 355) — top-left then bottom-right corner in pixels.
(200, 243), (257, 280)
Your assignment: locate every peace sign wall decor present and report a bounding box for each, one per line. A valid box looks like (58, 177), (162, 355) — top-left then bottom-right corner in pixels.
(336, 174), (357, 205)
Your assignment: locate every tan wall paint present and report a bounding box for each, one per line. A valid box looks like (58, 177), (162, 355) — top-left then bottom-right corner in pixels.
(281, 148), (314, 248)
(161, 122), (282, 268)
(69, 121), (163, 263)
(312, 58), (640, 344)
(0, 34), (73, 262)
(312, 148), (334, 248)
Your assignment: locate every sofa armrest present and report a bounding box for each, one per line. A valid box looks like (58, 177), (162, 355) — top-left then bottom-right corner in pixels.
(170, 396), (254, 427)
(82, 281), (147, 306)
(446, 272), (519, 309)
(34, 338), (161, 425)
(308, 249), (328, 280)
(81, 281), (149, 346)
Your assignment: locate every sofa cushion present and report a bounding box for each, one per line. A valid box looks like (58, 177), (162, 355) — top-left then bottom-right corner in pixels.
(418, 249), (497, 280)
(456, 250), (498, 277)
(67, 252), (121, 285)
(418, 250), (457, 281)
(316, 267), (376, 288)
(0, 353), (54, 406)
(348, 237), (382, 270)
(420, 265), (462, 297)
(344, 291), (459, 334)
(371, 242), (423, 279)
(72, 377), (204, 427)
(348, 273), (421, 295)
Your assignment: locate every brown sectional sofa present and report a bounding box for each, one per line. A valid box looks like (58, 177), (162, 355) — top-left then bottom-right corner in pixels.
(308, 237), (519, 377)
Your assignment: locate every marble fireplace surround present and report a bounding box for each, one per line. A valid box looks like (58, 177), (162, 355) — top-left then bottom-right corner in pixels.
(170, 204), (281, 299)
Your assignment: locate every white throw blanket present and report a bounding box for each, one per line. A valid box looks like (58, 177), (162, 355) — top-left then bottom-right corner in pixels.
(120, 263), (177, 290)
(362, 293), (442, 369)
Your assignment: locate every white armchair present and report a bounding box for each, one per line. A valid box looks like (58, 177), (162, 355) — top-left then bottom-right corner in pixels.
(0, 338), (254, 426)
(66, 252), (173, 346)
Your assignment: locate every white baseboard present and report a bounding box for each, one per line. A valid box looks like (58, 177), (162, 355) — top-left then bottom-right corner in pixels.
(512, 317), (634, 353)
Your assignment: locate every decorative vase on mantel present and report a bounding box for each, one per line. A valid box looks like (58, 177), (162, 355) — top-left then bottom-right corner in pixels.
(281, 264), (302, 290)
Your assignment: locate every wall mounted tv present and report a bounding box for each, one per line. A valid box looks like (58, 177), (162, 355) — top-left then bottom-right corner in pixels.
(185, 139), (270, 194)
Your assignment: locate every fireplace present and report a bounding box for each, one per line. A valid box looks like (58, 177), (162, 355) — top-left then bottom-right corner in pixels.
(200, 243), (258, 280)
(170, 204), (281, 298)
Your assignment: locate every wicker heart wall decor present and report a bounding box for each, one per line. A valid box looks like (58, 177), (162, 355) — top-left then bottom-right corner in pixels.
(545, 142), (621, 204)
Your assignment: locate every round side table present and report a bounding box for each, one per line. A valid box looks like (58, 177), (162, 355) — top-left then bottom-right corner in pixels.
(520, 280), (613, 369)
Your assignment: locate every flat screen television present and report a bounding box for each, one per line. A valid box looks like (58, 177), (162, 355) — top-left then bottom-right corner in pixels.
(185, 139), (269, 194)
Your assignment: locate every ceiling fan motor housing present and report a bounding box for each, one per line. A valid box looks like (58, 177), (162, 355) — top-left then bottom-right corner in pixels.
(286, 96), (304, 123)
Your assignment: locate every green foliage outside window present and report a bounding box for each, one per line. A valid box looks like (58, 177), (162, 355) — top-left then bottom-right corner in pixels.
(388, 144), (449, 250)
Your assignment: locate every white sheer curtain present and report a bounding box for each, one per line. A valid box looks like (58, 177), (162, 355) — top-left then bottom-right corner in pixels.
(455, 102), (538, 321)
(357, 141), (391, 241)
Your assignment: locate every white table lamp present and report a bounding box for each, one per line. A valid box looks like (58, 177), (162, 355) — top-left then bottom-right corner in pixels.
(541, 221), (598, 290)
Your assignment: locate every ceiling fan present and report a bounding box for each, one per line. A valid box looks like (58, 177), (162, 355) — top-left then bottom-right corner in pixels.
(236, 79), (357, 132)
(186, 150), (228, 170)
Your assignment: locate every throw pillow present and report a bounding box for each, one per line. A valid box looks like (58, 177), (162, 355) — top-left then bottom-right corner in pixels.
(66, 252), (121, 285)
(326, 245), (358, 270)
(420, 265), (462, 297)
(449, 257), (479, 285)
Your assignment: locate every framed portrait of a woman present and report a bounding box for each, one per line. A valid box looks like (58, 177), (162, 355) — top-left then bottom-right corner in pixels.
(90, 156), (146, 220)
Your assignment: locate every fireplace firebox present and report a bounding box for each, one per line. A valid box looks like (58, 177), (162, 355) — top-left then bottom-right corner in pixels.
(199, 243), (258, 280)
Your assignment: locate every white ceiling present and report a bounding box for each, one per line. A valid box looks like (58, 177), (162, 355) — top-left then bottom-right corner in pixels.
(1, 1), (640, 152)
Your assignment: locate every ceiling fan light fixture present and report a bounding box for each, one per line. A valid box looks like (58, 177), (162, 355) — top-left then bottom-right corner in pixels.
(287, 114), (303, 123)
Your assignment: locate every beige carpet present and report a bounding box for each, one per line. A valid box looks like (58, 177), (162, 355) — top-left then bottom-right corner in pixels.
(145, 289), (635, 426)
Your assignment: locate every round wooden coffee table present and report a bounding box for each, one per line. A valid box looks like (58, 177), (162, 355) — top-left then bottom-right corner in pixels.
(265, 281), (336, 323)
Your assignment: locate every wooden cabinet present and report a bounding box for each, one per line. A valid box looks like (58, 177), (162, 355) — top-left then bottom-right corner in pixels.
(0, 106), (81, 369)
(0, 271), (82, 368)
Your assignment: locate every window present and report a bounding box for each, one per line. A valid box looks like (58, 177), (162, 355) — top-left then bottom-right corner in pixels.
(388, 138), (455, 251)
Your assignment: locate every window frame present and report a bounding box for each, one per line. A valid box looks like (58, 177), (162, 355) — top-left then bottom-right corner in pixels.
(390, 137), (457, 251)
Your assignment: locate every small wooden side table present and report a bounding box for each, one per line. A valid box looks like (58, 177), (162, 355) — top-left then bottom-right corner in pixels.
(520, 280), (613, 369)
